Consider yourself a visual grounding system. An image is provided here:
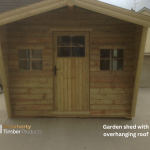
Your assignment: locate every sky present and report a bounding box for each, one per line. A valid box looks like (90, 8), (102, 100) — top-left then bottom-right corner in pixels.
(98, 0), (150, 12)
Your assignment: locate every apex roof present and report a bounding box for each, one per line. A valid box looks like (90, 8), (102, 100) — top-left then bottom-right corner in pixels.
(0, 0), (150, 27)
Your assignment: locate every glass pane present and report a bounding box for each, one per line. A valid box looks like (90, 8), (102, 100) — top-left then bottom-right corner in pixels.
(72, 47), (85, 57)
(19, 60), (30, 70)
(112, 49), (123, 58)
(112, 59), (123, 70)
(32, 60), (42, 70)
(57, 47), (71, 57)
(32, 49), (42, 59)
(18, 49), (30, 59)
(100, 49), (110, 58)
(72, 36), (85, 46)
(100, 60), (110, 70)
(57, 36), (70, 46)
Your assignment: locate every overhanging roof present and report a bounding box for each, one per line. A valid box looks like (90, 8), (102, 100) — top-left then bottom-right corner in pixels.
(0, 0), (150, 27)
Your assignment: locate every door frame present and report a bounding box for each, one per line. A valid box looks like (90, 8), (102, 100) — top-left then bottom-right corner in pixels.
(53, 31), (90, 111)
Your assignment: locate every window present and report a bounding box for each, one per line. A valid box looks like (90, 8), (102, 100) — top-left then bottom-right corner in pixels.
(18, 49), (42, 71)
(100, 49), (124, 71)
(57, 36), (85, 57)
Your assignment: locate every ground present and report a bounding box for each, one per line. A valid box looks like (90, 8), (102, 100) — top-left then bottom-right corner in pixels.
(0, 88), (150, 150)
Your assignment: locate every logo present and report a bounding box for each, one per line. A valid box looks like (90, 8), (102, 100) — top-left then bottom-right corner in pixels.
(0, 125), (2, 134)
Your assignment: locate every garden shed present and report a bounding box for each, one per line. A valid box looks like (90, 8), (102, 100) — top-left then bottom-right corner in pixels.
(0, 0), (150, 118)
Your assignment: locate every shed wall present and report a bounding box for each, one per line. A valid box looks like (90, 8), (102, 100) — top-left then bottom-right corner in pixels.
(140, 55), (150, 88)
(6, 6), (142, 117)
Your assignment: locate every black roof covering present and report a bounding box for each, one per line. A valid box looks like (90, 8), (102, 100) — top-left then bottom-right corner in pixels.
(0, 0), (44, 14)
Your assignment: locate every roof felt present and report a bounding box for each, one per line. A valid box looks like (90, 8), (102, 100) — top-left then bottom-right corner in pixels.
(0, 0), (44, 14)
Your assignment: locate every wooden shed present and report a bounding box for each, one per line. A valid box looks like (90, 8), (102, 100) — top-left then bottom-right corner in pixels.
(0, 0), (150, 118)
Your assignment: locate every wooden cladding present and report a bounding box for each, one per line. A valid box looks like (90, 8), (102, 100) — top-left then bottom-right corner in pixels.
(55, 58), (89, 111)
(6, 6), (141, 117)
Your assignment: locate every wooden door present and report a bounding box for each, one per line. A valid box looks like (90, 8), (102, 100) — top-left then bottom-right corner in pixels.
(53, 32), (89, 112)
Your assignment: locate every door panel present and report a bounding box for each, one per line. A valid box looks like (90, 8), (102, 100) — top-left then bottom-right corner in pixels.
(54, 32), (89, 112)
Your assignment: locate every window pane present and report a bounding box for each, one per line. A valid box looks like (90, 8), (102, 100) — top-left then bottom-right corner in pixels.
(57, 47), (71, 57)
(72, 36), (85, 46)
(18, 49), (30, 59)
(19, 60), (30, 70)
(100, 60), (110, 70)
(32, 49), (42, 59)
(112, 49), (123, 58)
(57, 36), (70, 46)
(100, 49), (110, 58)
(72, 47), (85, 57)
(32, 60), (42, 70)
(112, 59), (123, 70)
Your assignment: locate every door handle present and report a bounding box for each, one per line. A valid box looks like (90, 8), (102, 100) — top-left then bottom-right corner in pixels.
(54, 65), (60, 76)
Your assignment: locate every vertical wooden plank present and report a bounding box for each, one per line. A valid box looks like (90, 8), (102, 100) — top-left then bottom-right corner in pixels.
(75, 58), (79, 110)
(131, 27), (148, 117)
(60, 58), (64, 111)
(71, 58), (76, 111)
(78, 58), (83, 111)
(85, 32), (90, 111)
(57, 58), (61, 111)
(53, 33), (57, 111)
(68, 58), (71, 111)
(64, 59), (68, 111)
(82, 58), (86, 110)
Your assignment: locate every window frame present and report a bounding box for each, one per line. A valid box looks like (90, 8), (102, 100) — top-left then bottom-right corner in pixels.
(55, 33), (86, 58)
(17, 45), (44, 71)
(99, 45), (126, 71)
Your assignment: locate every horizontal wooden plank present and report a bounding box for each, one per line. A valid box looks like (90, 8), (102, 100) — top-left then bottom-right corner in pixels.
(90, 71), (134, 77)
(17, 44), (45, 49)
(90, 31), (134, 37)
(90, 100), (132, 105)
(11, 104), (53, 111)
(12, 111), (91, 117)
(90, 77), (134, 83)
(9, 77), (52, 82)
(90, 110), (131, 116)
(90, 105), (131, 110)
(10, 99), (53, 105)
(90, 83), (134, 88)
(9, 88), (53, 94)
(9, 71), (53, 78)
(8, 31), (52, 37)
(8, 24), (133, 32)
(12, 111), (53, 117)
(10, 94), (53, 100)
(9, 65), (19, 71)
(43, 60), (53, 70)
(12, 110), (130, 117)
(8, 55), (18, 60)
(90, 93), (133, 100)
(90, 37), (133, 44)
(8, 37), (52, 43)
(42, 54), (52, 60)
(9, 78), (53, 88)
(9, 60), (19, 66)
(90, 66), (100, 71)
(90, 88), (133, 94)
